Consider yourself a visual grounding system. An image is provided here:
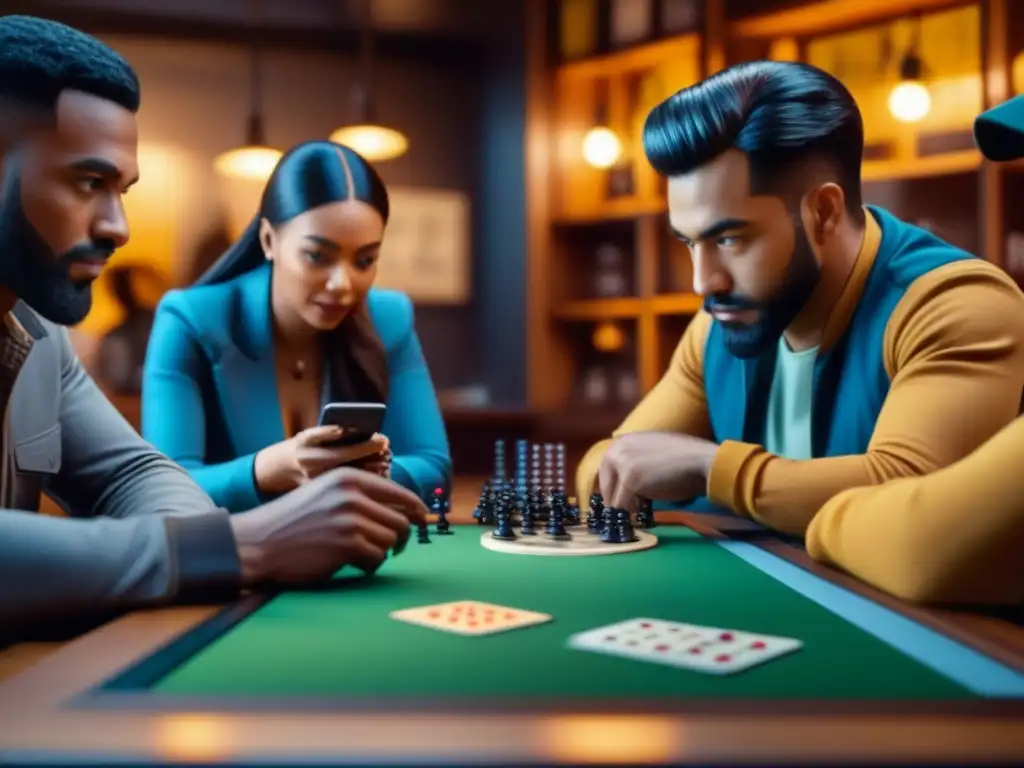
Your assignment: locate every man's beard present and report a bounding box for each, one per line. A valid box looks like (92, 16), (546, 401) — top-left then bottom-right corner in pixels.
(704, 224), (821, 358)
(0, 156), (114, 326)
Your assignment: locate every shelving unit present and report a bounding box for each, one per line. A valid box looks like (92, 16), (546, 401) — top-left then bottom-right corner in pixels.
(525, 0), (1021, 445)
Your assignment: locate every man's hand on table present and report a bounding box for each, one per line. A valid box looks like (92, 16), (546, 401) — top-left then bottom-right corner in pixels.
(229, 467), (428, 586)
(598, 432), (718, 510)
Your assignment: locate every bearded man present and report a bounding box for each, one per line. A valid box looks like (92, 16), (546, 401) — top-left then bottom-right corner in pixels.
(577, 60), (1024, 538)
(0, 15), (426, 628)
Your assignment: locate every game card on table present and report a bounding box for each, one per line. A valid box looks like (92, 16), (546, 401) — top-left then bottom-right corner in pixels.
(390, 600), (553, 636)
(567, 617), (802, 674)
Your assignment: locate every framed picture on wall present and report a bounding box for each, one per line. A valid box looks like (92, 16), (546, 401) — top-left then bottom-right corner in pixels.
(374, 187), (471, 305)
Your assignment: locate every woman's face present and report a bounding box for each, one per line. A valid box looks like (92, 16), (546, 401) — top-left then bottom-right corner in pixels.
(261, 199), (384, 332)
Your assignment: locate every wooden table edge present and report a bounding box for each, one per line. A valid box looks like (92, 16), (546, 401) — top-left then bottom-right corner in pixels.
(1, 520), (1024, 764)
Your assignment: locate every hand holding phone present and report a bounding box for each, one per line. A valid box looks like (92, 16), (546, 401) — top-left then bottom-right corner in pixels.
(253, 403), (389, 494)
(318, 402), (386, 446)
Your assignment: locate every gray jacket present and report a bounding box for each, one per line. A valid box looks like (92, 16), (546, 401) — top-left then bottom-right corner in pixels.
(0, 302), (243, 624)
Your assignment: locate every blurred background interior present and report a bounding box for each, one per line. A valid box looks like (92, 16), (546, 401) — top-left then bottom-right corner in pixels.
(12, 0), (1024, 480)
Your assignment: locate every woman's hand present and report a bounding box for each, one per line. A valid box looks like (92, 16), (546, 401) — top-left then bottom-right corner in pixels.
(349, 435), (392, 479)
(255, 427), (389, 493)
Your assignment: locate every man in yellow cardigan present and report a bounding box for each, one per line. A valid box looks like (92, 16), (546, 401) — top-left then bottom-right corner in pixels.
(804, 93), (1024, 605)
(576, 62), (1024, 551)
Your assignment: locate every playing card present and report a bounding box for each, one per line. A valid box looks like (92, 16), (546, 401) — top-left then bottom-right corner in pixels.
(668, 624), (803, 674)
(567, 618), (801, 675)
(389, 600), (552, 636)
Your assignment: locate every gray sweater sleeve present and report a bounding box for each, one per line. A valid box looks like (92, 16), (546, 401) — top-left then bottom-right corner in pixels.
(0, 326), (242, 624)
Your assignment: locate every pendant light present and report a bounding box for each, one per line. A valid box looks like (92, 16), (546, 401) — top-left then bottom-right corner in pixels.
(214, 0), (282, 180)
(582, 78), (622, 169)
(330, 0), (409, 162)
(888, 15), (931, 124)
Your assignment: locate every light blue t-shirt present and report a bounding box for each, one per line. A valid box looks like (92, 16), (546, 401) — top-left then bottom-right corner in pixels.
(764, 336), (818, 460)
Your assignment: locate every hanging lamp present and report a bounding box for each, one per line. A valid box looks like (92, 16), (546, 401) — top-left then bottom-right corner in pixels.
(330, 0), (408, 161)
(214, 0), (282, 180)
(888, 15), (931, 124)
(581, 78), (622, 169)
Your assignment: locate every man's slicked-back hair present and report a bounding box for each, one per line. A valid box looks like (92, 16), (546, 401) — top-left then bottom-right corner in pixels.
(643, 60), (864, 221)
(0, 14), (140, 115)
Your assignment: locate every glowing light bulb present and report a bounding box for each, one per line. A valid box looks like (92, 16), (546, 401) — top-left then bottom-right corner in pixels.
(329, 124), (409, 162)
(582, 127), (622, 169)
(888, 81), (931, 123)
(592, 321), (625, 352)
(213, 146), (283, 181)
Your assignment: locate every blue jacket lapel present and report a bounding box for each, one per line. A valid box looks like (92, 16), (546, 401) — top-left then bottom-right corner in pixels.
(212, 262), (286, 454)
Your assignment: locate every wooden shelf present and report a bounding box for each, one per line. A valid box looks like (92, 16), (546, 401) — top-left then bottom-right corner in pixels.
(553, 149), (983, 226)
(862, 150), (982, 182)
(550, 294), (702, 323)
(554, 196), (667, 226)
(527, 0), (1016, 416)
(556, 34), (699, 81)
(730, 0), (968, 38)
(652, 293), (703, 316)
(553, 297), (642, 321)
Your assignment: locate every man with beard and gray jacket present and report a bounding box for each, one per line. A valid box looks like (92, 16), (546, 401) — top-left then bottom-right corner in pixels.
(0, 15), (427, 628)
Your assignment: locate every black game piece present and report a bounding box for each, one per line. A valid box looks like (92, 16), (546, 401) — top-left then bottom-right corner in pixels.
(551, 490), (576, 527)
(492, 507), (517, 541)
(527, 489), (544, 525)
(473, 482), (490, 522)
(430, 487), (453, 535)
(565, 495), (581, 526)
(615, 508), (638, 542)
(545, 504), (571, 541)
(478, 486), (497, 526)
(514, 491), (529, 525)
(519, 504), (537, 535)
(599, 507), (619, 543)
(417, 521), (431, 543)
(635, 497), (655, 529)
(587, 492), (604, 534)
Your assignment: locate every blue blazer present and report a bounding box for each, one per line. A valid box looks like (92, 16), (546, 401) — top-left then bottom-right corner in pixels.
(141, 261), (452, 512)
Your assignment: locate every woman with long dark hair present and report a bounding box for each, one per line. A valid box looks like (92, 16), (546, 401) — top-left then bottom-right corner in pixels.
(142, 141), (451, 512)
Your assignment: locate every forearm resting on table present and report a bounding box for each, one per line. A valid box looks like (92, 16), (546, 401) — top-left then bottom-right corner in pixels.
(714, 264), (1024, 536)
(709, 444), (895, 535)
(806, 417), (1024, 605)
(0, 508), (242, 624)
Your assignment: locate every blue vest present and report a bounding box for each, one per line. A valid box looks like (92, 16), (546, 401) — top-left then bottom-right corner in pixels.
(704, 205), (977, 457)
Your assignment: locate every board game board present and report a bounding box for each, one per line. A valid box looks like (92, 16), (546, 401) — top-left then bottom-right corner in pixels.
(421, 439), (659, 556)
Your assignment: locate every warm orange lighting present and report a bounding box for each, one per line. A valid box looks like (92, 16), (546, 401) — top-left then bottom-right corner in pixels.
(539, 715), (680, 763)
(888, 80), (931, 123)
(581, 126), (622, 169)
(593, 321), (626, 352)
(154, 714), (236, 761)
(330, 124), (409, 162)
(213, 145), (283, 181)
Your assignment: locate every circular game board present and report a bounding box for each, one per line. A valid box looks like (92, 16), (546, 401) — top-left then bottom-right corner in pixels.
(480, 528), (657, 556)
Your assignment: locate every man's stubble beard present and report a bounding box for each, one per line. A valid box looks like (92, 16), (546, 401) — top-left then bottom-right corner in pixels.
(0, 152), (113, 326)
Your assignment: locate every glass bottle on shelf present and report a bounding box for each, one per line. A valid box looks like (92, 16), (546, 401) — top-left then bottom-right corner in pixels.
(594, 243), (628, 297)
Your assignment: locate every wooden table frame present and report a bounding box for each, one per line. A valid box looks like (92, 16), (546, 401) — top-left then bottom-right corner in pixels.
(2, 514), (1024, 765)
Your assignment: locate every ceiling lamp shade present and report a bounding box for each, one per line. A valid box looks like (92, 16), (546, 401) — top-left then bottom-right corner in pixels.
(329, 0), (407, 164)
(214, 26), (281, 182)
(330, 123), (408, 162)
(214, 144), (283, 181)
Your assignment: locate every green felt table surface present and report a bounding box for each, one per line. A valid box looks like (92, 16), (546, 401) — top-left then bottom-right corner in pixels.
(156, 526), (973, 700)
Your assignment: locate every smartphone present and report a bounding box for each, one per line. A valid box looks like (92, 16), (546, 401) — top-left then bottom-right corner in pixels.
(318, 402), (387, 446)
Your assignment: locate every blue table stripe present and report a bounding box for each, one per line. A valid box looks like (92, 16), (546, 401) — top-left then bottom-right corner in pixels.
(716, 540), (1024, 698)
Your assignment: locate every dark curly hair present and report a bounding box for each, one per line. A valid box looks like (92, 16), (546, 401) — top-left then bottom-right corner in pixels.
(0, 14), (140, 114)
